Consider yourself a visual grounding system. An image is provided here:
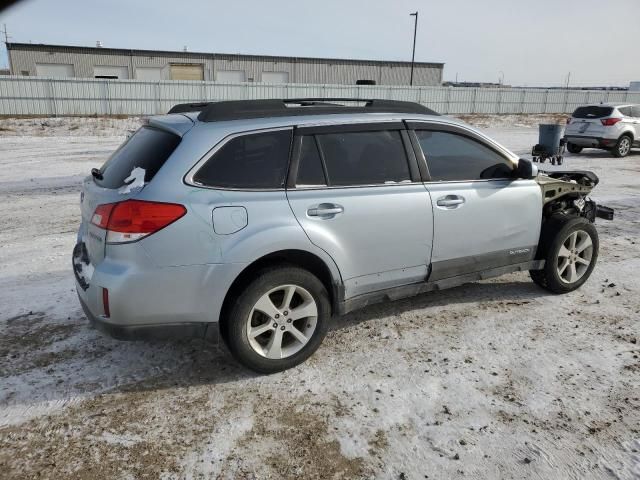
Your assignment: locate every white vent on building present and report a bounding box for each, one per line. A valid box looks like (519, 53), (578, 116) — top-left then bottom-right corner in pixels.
(136, 66), (163, 81)
(261, 71), (289, 84)
(94, 65), (129, 79)
(216, 70), (245, 83)
(96, 41), (103, 48)
(35, 63), (75, 78)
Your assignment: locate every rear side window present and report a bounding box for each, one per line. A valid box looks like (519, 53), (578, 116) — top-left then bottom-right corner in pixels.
(618, 107), (633, 117)
(314, 130), (411, 186)
(572, 106), (614, 119)
(193, 130), (292, 189)
(416, 130), (513, 181)
(97, 126), (180, 189)
(632, 106), (640, 118)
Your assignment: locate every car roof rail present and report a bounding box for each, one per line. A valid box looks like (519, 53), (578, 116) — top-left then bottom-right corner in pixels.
(185, 98), (438, 122)
(167, 102), (213, 114)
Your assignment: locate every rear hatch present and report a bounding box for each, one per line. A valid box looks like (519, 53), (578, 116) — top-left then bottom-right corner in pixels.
(79, 122), (185, 266)
(566, 105), (613, 137)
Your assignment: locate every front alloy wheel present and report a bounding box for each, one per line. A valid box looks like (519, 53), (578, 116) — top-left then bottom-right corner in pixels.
(223, 266), (330, 373)
(556, 230), (594, 284)
(530, 216), (599, 294)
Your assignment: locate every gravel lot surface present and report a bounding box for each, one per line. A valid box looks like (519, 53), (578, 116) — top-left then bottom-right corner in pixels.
(0, 116), (638, 479)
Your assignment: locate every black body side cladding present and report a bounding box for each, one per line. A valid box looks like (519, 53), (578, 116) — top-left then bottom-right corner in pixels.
(338, 260), (544, 315)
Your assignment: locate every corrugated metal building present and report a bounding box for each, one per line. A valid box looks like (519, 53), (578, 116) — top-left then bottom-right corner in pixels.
(7, 43), (444, 86)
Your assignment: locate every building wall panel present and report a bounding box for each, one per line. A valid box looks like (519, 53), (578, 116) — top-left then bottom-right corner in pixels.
(8, 45), (444, 86)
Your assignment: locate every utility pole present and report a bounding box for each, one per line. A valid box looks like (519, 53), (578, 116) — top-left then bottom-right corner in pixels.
(1, 24), (12, 74)
(565, 72), (571, 89)
(409, 11), (418, 86)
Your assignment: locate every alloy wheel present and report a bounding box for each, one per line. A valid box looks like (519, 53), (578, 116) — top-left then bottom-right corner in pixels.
(246, 284), (318, 359)
(618, 137), (631, 156)
(556, 230), (593, 284)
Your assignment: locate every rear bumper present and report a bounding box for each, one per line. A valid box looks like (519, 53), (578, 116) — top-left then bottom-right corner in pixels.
(78, 293), (214, 341)
(564, 136), (616, 148)
(73, 241), (245, 342)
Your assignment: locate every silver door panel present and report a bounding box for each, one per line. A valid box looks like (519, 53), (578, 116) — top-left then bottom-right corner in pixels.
(426, 179), (542, 279)
(287, 184), (433, 298)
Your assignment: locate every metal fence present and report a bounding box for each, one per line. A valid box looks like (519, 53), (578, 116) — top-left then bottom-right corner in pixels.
(1, 76), (639, 116)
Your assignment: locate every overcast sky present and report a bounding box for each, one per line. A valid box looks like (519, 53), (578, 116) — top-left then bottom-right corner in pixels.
(1, 0), (638, 86)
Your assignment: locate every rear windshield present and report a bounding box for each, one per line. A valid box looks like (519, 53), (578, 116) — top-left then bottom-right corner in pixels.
(96, 126), (180, 189)
(572, 106), (614, 119)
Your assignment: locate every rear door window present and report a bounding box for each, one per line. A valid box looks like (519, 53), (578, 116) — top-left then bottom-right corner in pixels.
(572, 106), (614, 119)
(415, 130), (513, 181)
(314, 130), (411, 186)
(97, 126), (181, 189)
(193, 130), (292, 189)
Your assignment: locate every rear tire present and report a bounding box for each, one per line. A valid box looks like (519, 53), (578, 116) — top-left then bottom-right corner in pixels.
(222, 266), (331, 374)
(529, 215), (599, 294)
(612, 135), (632, 158)
(567, 143), (582, 154)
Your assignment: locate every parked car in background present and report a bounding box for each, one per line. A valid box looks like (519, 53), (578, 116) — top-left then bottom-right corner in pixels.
(73, 99), (612, 373)
(564, 103), (640, 157)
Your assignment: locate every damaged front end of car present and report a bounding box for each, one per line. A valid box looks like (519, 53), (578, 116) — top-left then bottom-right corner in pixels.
(536, 170), (614, 222)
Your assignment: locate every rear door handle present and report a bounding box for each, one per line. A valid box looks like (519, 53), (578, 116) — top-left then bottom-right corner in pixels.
(436, 195), (465, 208)
(307, 203), (344, 217)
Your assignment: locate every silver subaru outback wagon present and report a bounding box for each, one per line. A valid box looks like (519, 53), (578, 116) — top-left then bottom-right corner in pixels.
(73, 99), (612, 373)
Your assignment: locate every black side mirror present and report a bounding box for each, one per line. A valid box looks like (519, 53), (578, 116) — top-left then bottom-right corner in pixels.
(515, 158), (538, 180)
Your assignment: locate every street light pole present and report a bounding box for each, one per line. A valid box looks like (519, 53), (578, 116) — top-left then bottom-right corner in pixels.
(409, 11), (418, 86)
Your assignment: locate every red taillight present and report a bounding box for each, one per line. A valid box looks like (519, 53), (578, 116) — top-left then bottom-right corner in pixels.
(102, 287), (110, 317)
(91, 203), (115, 229)
(601, 118), (622, 126)
(91, 200), (186, 243)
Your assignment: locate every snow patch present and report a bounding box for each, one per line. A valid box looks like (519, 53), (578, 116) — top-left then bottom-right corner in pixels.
(118, 167), (146, 194)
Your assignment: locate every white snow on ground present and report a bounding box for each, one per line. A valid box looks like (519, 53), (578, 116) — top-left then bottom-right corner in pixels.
(0, 116), (638, 479)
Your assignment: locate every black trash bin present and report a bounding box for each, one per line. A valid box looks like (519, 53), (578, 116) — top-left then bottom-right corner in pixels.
(532, 123), (566, 165)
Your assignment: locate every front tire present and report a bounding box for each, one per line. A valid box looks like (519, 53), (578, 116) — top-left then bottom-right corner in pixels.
(223, 266), (331, 373)
(612, 135), (632, 158)
(530, 216), (599, 294)
(567, 143), (582, 154)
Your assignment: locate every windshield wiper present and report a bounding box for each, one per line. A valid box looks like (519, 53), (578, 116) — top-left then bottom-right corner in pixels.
(91, 168), (103, 181)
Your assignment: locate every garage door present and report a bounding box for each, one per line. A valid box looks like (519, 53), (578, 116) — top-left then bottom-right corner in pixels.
(262, 71), (289, 84)
(216, 70), (245, 83)
(94, 65), (129, 79)
(35, 63), (75, 78)
(136, 67), (163, 80)
(170, 64), (204, 81)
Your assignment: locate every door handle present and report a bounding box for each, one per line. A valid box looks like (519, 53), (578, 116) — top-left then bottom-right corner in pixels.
(307, 203), (344, 217)
(436, 195), (465, 208)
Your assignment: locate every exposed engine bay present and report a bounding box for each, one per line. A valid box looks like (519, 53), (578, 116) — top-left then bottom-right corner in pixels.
(536, 170), (614, 222)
